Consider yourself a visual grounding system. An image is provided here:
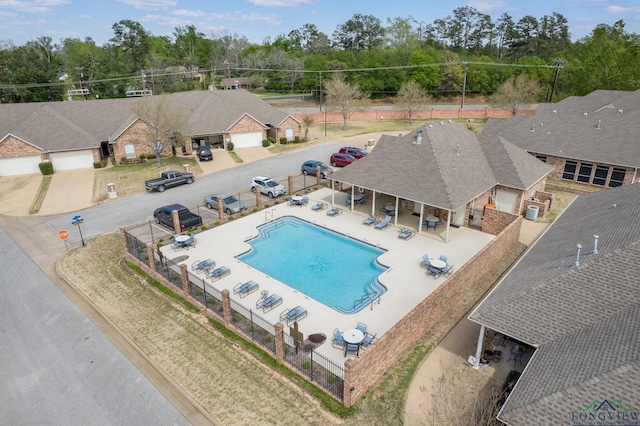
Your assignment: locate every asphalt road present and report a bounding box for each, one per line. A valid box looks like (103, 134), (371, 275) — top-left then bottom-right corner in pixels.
(46, 141), (341, 245)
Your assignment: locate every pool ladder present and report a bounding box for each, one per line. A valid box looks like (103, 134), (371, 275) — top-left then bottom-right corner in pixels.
(264, 209), (280, 225)
(353, 292), (381, 311)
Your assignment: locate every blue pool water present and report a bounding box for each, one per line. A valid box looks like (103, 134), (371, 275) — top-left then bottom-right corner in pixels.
(238, 216), (387, 313)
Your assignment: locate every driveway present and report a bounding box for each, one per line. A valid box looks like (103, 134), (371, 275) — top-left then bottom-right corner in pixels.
(0, 174), (41, 215)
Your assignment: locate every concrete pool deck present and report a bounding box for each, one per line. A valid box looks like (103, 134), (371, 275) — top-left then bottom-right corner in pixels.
(160, 187), (495, 366)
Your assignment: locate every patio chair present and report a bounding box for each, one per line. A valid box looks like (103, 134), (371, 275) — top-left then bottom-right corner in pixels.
(420, 255), (431, 269)
(345, 194), (352, 206)
(428, 265), (442, 279)
(439, 255), (448, 263)
(363, 216), (379, 226)
(332, 328), (346, 349)
(374, 215), (392, 230)
(362, 332), (377, 347)
(441, 265), (454, 277)
(191, 258), (215, 273)
(207, 266), (231, 280)
(256, 293), (283, 313)
(233, 280), (259, 298)
(327, 207), (343, 216)
(398, 227), (415, 240)
(344, 342), (360, 357)
(182, 235), (196, 250)
(356, 322), (367, 333)
(311, 202), (327, 211)
(279, 306), (307, 325)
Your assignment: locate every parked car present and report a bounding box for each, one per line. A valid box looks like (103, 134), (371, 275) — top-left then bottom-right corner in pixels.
(204, 193), (247, 214)
(339, 146), (367, 159)
(301, 160), (332, 179)
(251, 176), (286, 198)
(196, 146), (213, 161)
(145, 170), (194, 192)
(330, 153), (357, 167)
(153, 204), (202, 231)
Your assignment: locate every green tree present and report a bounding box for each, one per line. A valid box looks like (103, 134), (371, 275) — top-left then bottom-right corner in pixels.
(332, 14), (385, 51)
(110, 19), (151, 72)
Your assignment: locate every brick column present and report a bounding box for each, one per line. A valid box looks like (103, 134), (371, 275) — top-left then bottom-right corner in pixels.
(217, 198), (225, 221)
(221, 289), (231, 325)
(274, 322), (285, 363)
(316, 166), (321, 187)
(172, 209), (180, 234)
(287, 175), (293, 196)
(255, 188), (261, 209)
(147, 242), (156, 270)
(343, 359), (355, 406)
(180, 264), (189, 298)
(119, 227), (127, 250)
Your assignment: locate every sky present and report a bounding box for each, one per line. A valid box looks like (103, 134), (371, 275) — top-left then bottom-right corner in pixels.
(0, 0), (639, 47)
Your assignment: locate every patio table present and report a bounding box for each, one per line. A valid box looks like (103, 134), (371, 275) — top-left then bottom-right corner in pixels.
(430, 259), (446, 269)
(343, 328), (365, 344)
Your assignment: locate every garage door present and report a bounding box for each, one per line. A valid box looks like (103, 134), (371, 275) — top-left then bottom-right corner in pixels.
(50, 150), (95, 171)
(0, 155), (42, 176)
(495, 189), (518, 213)
(230, 132), (262, 148)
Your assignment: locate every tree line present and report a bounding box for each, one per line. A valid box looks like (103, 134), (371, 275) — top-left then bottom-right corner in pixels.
(0, 7), (639, 104)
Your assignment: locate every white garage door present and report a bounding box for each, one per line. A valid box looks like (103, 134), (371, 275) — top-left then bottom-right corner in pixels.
(50, 150), (94, 171)
(0, 155), (42, 176)
(230, 132), (262, 148)
(495, 189), (518, 213)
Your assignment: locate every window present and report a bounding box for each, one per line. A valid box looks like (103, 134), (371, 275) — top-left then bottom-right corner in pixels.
(536, 155), (547, 163)
(577, 163), (593, 183)
(562, 161), (577, 180)
(593, 165), (609, 186)
(609, 168), (626, 187)
(124, 143), (136, 159)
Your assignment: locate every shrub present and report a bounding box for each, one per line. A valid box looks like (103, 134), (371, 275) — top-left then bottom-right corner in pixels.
(294, 136), (301, 143)
(93, 161), (102, 169)
(262, 139), (270, 147)
(229, 215), (234, 221)
(201, 225), (206, 230)
(214, 220), (221, 226)
(233, 313), (242, 322)
(39, 162), (54, 175)
(240, 211), (246, 217)
(265, 335), (272, 343)
(264, 203), (270, 208)
(227, 141), (234, 151)
(302, 361), (311, 370)
(253, 207), (258, 213)
(195, 289), (203, 296)
(206, 297), (216, 304)
(268, 137), (276, 144)
(279, 137), (287, 144)
(327, 375), (335, 384)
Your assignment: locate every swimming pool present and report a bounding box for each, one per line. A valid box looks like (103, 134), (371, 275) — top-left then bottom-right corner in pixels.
(238, 216), (387, 313)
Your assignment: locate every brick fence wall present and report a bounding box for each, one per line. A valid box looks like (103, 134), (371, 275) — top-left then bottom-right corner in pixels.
(342, 214), (522, 404)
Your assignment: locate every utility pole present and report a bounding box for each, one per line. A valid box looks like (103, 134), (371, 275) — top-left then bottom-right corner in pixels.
(460, 62), (468, 109)
(548, 58), (563, 103)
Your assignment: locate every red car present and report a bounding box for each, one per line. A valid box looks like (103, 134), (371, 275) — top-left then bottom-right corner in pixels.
(330, 153), (357, 167)
(339, 146), (367, 159)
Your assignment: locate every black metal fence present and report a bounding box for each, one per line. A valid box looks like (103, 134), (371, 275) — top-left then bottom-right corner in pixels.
(122, 177), (345, 401)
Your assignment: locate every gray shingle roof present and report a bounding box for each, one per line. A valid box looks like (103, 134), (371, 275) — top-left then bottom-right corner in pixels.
(469, 183), (640, 425)
(483, 90), (640, 168)
(0, 90), (296, 152)
(330, 121), (550, 210)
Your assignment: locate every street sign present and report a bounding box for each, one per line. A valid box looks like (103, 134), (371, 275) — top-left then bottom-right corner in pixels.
(71, 215), (84, 226)
(57, 230), (69, 240)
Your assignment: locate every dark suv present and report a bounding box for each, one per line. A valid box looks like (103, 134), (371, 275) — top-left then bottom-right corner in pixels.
(196, 146), (213, 161)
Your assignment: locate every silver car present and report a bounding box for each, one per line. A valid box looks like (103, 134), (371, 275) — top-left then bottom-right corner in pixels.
(204, 193), (247, 214)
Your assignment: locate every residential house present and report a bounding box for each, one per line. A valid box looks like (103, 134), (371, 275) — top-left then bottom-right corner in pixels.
(0, 90), (301, 176)
(329, 121), (553, 239)
(482, 90), (640, 189)
(468, 182), (640, 425)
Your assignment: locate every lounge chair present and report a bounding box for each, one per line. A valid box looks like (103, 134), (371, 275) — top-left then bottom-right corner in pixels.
(327, 207), (342, 216)
(332, 328), (346, 349)
(398, 227), (415, 240)
(279, 306), (307, 325)
(374, 215), (392, 230)
(363, 216), (379, 226)
(191, 258), (215, 273)
(420, 255), (431, 269)
(207, 266), (231, 280)
(356, 322), (367, 333)
(256, 293), (283, 313)
(311, 202), (327, 211)
(233, 280), (259, 298)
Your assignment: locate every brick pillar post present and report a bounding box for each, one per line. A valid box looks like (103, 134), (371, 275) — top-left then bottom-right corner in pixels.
(287, 175), (293, 196)
(221, 289), (231, 325)
(316, 166), (321, 187)
(119, 227), (127, 252)
(180, 264), (189, 298)
(147, 242), (156, 271)
(172, 209), (180, 234)
(255, 188), (261, 210)
(343, 359), (355, 406)
(274, 322), (285, 363)
(217, 198), (225, 221)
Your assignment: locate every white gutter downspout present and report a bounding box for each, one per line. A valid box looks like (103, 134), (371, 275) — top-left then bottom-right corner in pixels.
(472, 325), (486, 369)
(632, 167), (638, 184)
(445, 210), (451, 242)
(394, 197), (399, 226)
(331, 180), (335, 205)
(371, 191), (376, 216)
(418, 203), (424, 233)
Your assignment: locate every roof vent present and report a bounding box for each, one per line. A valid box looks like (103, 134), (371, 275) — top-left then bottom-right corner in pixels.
(428, 124), (433, 128)
(573, 243), (582, 267)
(448, 119), (453, 123)
(530, 125), (535, 132)
(552, 109), (557, 113)
(618, 109), (623, 113)
(540, 123), (543, 127)
(592, 235), (599, 254)
(611, 203), (617, 209)
(583, 112), (588, 117)
(456, 145), (460, 156)
(414, 130), (422, 145)
(440, 121), (444, 126)
(595, 120), (601, 130)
